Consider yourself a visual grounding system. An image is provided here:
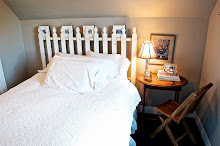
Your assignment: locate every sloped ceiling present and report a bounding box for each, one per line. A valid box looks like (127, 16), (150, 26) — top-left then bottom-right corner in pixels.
(3, 0), (217, 20)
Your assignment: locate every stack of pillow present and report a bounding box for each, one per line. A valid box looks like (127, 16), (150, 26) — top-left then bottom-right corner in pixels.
(40, 51), (131, 93)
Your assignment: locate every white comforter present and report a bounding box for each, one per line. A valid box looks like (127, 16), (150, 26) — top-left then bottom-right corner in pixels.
(0, 73), (141, 146)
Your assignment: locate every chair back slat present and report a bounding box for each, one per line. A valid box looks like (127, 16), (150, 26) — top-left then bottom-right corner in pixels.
(182, 83), (213, 116)
(171, 83), (213, 123)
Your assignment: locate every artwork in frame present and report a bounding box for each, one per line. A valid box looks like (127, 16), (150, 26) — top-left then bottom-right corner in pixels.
(83, 25), (95, 38)
(163, 63), (177, 74)
(149, 34), (175, 65)
(113, 25), (125, 38)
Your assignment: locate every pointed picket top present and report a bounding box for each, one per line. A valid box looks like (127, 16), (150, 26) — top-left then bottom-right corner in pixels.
(122, 26), (126, 35)
(76, 27), (80, 34)
(132, 27), (137, 34)
(60, 27), (64, 34)
(103, 27), (107, 34)
(52, 27), (57, 34)
(94, 27), (98, 34)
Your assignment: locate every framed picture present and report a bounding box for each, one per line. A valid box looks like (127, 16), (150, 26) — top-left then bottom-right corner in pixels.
(83, 25), (95, 38)
(149, 34), (175, 65)
(113, 25), (125, 38)
(163, 63), (177, 74)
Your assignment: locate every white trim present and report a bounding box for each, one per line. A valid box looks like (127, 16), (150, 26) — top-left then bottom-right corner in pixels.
(194, 112), (211, 146)
(137, 105), (211, 146)
(0, 58), (7, 94)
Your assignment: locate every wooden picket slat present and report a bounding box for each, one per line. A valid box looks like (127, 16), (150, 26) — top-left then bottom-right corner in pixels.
(102, 27), (108, 54)
(93, 27), (99, 53)
(68, 27), (74, 54)
(60, 27), (67, 53)
(121, 26), (127, 58)
(84, 27), (90, 53)
(112, 27), (117, 54)
(76, 27), (82, 55)
(52, 27), (59, 55)
(45, 27), (52, 62)
(131, 27), (137, 84)
(38, 26), (47, 68)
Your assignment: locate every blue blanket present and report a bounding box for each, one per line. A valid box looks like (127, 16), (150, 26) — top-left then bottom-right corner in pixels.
(129, 109), (138, 146)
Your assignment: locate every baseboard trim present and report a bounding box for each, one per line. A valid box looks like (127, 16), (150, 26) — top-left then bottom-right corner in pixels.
(193, 112), (211, 146)
(137, 105), (211, 146)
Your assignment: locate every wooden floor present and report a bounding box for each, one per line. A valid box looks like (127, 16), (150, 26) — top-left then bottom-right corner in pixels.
(131, 113), (204, 146)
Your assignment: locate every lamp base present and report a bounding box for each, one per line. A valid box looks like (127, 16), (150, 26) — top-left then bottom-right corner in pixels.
(144, 70), (152, 81)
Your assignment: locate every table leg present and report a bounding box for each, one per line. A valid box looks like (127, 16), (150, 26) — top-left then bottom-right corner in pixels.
(142, 85), (146, 127)
(175, 91), (180, 102)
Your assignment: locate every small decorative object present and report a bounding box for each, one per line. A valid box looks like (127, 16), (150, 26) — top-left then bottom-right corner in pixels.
(144, 70), (152, 81)
(38, 26), (50, 38)
(150, 34), (175, 65)
(163, 63), (177, 74)
(83, 25), (95, 38)
(113, 25), (125, 38)
(138, 41), (157, 81)
(61, 26), (73, 38)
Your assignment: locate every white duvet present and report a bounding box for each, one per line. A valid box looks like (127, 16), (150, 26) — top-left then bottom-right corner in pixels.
(0, 73), (141, 146)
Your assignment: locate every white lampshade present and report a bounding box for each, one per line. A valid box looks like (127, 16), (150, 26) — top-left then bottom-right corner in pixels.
(138, 41), (157, 59)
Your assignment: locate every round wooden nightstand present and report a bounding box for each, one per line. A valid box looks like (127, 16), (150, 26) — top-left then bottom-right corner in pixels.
(137, 73), (188, 101)
(137, 73), (188, 126)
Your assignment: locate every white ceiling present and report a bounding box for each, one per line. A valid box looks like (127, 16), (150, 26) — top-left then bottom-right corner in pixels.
(3, 0), (217, 20)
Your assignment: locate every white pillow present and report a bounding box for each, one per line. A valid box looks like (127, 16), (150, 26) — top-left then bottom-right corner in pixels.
(86, 51), (130, 79)
(119, 58), (131, 79)
(56, 53), (119, 78)
(42, 57), (108, 93)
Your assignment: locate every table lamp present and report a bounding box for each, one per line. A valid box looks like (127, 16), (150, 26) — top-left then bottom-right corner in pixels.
(138, 41), (157, 81)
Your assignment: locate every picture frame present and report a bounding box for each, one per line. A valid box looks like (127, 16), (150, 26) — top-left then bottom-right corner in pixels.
(149, 34), (175, 65)
(83, 25), (95, 38)
(163, 63), (177, 74)
(113, 25), (125, 38)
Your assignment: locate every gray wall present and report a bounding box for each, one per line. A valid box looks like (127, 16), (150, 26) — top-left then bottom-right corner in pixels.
(0, 0), (27, 88)
(197, 0), (220, 145)
(3, 0), (217, 19)
(21, 17), (209, 105)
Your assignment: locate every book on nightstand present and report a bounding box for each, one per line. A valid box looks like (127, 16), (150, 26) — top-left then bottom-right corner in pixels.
(157, 70), (181, 82)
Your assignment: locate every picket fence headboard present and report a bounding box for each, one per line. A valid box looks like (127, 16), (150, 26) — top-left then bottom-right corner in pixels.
(38, 26), (137, 84)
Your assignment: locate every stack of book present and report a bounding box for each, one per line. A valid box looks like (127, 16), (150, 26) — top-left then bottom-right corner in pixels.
(157, 70), (181, 82)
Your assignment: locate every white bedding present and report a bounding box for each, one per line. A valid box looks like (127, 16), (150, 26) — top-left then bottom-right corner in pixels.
(0, 73), (141, 146)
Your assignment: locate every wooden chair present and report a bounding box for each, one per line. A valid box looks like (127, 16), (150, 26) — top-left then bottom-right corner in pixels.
(150, 83), (213, 146)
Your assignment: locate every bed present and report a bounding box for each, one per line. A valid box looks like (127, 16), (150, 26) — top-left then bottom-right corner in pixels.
(0, 26), (140, 146)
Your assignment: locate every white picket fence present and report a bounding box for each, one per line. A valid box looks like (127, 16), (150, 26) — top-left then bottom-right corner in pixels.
(38, 26), (137, 84)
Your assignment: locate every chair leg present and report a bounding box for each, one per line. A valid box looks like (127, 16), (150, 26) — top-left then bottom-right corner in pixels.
(182, 119), (197, 144)
(159, 116), (178, 146)
(150, 112), (167, 139)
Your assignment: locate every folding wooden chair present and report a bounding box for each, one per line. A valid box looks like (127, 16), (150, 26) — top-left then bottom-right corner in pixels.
(150, 83), (213, 146)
